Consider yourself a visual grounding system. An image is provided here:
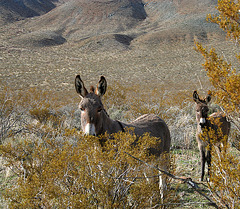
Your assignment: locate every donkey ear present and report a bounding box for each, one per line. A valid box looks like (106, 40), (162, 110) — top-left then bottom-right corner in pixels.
(205, 91), (211, 103)
(193, 90), (200, 103)
(96, 76), (107, 97)
(75, 75), (88, 98)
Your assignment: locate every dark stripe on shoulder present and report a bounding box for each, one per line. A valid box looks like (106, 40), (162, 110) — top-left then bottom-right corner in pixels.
(116, 120), (125, 132)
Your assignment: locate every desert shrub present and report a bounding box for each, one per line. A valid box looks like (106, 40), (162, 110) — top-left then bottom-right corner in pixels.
(0, 87), (79, 141)
(0, 82), (208, 207)
(0, 129), (178, 208)
(166, 103), (196, 149)
(0, 89), (28, 144)
(195, 0), (240, 140)
(57, 104), (82, 130)
(102, 83), (167, 121)
(19, 88), (64, 126)
(208, 143), (240, 208)
(102, 82), (128, 110)
(29, 103), (54, 123)
(197, 117), (240, 208)
(195, 0), (240, 208)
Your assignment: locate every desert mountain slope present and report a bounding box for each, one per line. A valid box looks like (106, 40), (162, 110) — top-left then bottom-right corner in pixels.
(23, 0), (147, 40)
(0, 0), (223, 49)
(129, 0), (222, 47)
(1, 0), (237, 96)
(0, 0), (61, 25)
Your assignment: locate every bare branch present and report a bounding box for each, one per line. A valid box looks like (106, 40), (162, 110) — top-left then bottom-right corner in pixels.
(123, 151), (219, 209)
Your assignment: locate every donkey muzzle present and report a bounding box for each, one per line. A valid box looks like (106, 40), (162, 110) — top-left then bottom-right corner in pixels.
(199, 118), (207, 128)
(84, 123), (96, 136)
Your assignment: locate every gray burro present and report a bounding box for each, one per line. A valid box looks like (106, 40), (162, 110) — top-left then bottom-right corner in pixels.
(193, 90), (231, 181)
(75, 75), (171, 200)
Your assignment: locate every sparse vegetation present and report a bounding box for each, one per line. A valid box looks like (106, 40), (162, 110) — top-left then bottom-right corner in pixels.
(0, 85), (225, 208)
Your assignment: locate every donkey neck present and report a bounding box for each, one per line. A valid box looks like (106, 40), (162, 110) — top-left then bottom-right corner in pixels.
(99, 109), (125, 135)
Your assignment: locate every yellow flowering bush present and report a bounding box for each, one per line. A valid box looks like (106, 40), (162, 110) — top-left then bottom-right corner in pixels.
(195, 1), (240, 208)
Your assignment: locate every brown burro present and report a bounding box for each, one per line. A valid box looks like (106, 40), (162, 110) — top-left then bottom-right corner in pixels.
(75, 75), (171, 200)
(193, 90), (231, 181)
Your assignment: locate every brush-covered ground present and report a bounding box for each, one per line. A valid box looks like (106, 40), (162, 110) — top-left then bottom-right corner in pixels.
(0, 82), (238, 208)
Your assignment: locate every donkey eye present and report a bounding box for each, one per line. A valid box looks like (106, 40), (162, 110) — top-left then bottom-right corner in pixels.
(80, 107), (85, 111)
(97, 108), (102, 112)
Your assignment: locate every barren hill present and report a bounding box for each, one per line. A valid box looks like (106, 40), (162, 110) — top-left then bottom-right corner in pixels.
(1, 0), (234, 95)
(1, 0), (224, 49)
(0, 0), (61, 25)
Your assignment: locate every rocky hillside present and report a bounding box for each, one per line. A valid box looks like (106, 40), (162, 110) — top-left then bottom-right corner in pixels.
(0, 0), (224, 49)
(0, 0), (62, 25)
(1, 0), (236, 99)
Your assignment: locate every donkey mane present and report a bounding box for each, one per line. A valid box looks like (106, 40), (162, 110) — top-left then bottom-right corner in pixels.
(89, 86), (95, 93)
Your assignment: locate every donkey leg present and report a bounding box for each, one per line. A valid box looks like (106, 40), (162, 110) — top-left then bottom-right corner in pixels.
(206, 149), (211, 178)
(159, 153), (170, 202)
(200, 147), (206, 181)
(159, 171), (167, 202)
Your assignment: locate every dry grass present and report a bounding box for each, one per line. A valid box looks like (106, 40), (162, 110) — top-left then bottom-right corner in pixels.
(1, 36), (239, 101)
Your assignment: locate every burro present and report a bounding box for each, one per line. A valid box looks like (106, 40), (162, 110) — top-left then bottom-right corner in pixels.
(75, 75), (171, 200)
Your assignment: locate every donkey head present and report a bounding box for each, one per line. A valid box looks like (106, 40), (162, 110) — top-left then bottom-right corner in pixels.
(75, 75), (107, 136)
(193, 91), (211, 127)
